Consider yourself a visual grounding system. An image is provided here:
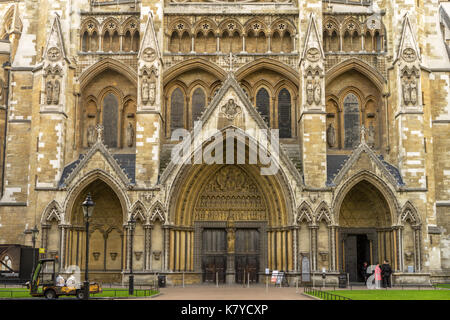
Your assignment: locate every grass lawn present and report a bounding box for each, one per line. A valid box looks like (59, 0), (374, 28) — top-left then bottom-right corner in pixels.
(323, 290), (450, 300)
(0, 288), (158, 299)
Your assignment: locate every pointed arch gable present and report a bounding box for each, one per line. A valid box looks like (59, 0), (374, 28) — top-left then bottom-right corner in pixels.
(315, 201), (332, 225)
(130, 200), (147, 223)
(332, 170), (400, 226)
(41, 200), (63, 224)
(149, 200), (166, 223)
(63, 169), (131, 225)
(79, 58), (138, 90)
(326, 58), (386, 93)
(399, 201), (421, 226)
(297, 201), (314, 224)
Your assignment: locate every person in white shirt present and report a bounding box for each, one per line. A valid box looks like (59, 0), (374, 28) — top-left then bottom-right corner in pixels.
(56, 274), (65, 287)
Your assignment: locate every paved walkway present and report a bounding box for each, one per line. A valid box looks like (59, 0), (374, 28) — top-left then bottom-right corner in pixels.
(151, 284), (313, 300)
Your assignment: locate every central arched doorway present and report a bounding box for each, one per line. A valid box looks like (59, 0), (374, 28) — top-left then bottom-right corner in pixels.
(168, 163), (292, 284)
(337, 179), (396, 283)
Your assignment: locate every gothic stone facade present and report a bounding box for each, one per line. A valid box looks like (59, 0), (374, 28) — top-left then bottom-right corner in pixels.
(0, 0), (449, 285)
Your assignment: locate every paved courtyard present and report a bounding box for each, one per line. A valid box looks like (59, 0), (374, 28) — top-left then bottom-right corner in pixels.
(151, 284), (313, 300)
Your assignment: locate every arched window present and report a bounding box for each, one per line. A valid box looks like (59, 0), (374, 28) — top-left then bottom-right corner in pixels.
(282, 31), (292, 53)
(191, 87), (206, 127)
(91, 31), (98, 52)
(232, 31), (241, 53)
(278, 88), (292, 138)
(82, 31), (89, 52)
(365, 31), (373, 52)
(272, 32), (281, 53)
(132, 31), (140, 52)
(112, 31), (120, 52)
(103, 31), (111, 52)
(103, 92), (119, 148)
(171, 88), (185, 133)
(247, 30), (256, 53)
(181, 31), (190, 53)
(331, 30), (339, 51)
(256, 31), (266, 53)
(170, 32), (179, 53)
(221, 31), (231, 53)
(343, 93), (360, 149)
(256, 88), (270, 126)
(206, 31), (215, 53)
(124, 30), (132, 52)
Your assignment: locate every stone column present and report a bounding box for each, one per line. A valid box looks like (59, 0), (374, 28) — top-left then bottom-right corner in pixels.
(330, 225), (337, 271)
(293, 226), (299, 272)
(144, 224), (152, 271)
(59, 225), (67, 270)
(413, 226), (421, 272)
(309, 225), (318, 271)
(241, 35), (246, 53)
(163, 225), (170, 271)
(41, 224), (50, 255)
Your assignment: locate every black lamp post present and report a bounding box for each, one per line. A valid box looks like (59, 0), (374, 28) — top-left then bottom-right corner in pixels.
(128, 215), (136, 295)
(29, 225), (39, 280)
(81, 193), (95, 300)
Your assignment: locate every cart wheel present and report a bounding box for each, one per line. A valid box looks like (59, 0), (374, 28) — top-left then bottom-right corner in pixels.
(44, 289), (57, 300)
(76, 290), (85, 300)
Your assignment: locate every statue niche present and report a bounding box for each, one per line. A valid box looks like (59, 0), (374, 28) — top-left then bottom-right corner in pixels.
(140, 66), (158, 107)
(44, 65), (63, 106)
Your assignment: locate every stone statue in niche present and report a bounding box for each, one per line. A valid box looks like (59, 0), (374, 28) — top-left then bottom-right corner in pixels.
(149, 79), (156, 105)
(46, 81), (53, 105)
(126, 122), (134, 147)
(326, 123), (336, 148)
(367, 122), (375, 148)
(221, 98), (241, 120)
(313, 81), (321, 105)
(306, 79), (314, 105)
(52, 80), (60, 105)
(227, 228), (235, 253)
(142, 77), (149, 104)
(410, 79), (417, 105)
(402, 77), (411, 105)
(87, 124), (96, 147)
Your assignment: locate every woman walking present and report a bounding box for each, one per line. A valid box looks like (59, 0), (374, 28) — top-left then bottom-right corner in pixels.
(374, 263), (382, 289)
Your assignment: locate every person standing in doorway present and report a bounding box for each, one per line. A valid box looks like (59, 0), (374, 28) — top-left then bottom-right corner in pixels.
(374, 263), (382, 289)
(381, 260), (392, 288)
(361, 262), (369, 285)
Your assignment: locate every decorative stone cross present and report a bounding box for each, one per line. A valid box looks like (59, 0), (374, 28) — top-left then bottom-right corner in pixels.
(96, 124), (104, 143)
(225, 52), (237, 72)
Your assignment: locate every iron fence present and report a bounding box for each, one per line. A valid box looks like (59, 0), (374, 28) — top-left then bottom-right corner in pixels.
(304, 286), (352, 300)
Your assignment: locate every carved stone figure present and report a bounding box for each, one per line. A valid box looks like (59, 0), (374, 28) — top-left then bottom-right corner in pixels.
(306, 80), (314, 105)
(149, 80), (156, 105)
(402, 77), (410, 105)
(87, 124), (96, 147)
(326, 123), (336, 148)
(368, 123), (375, 148)
(410, 79), (417, 105)
(126, 122), (134, 147)
(46, 81), (53, 105)
(52, 80), (60, 105)
(227, 228), (235, 253)
(142, 78), (149, 104)
(221, 98), (241, 120)
(314, 81), (321, 105)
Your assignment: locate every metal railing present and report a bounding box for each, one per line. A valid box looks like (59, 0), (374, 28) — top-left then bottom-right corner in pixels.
(304, 286), (352, 300)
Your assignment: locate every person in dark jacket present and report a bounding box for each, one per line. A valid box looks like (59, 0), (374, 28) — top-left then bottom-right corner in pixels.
(381, 260), (392, 288)
(361, 262), (369, 285)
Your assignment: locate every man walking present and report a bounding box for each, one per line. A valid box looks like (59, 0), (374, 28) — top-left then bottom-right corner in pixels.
(381, 260), (392, 288)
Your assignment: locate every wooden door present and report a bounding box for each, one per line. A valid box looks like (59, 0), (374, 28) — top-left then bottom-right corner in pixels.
(235, 229), (259, 283)
(202, 229), (226, 283)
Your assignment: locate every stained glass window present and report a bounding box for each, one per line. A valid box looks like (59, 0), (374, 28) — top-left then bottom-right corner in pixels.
(103, 92), (119, 148)
(343, 93), (360, 148)
(278, 88), (291, 138)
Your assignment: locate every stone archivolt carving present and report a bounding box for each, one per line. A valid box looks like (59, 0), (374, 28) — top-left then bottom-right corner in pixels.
(195, 166), (267, 221)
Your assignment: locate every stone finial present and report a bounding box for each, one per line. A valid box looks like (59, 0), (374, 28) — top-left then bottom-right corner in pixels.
(360, 125), (366, 144)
